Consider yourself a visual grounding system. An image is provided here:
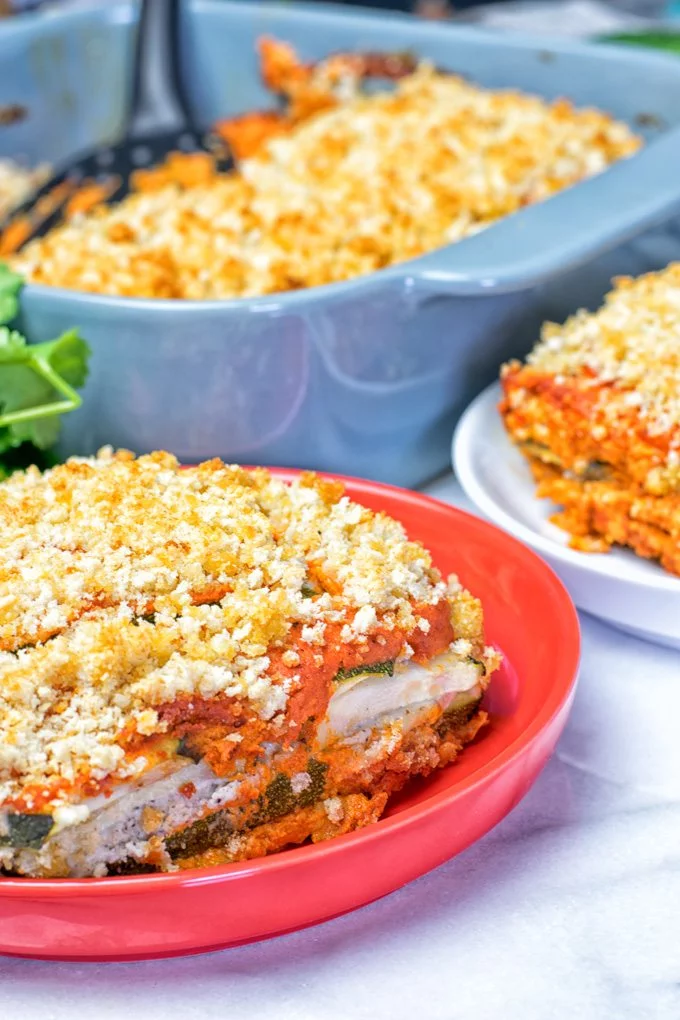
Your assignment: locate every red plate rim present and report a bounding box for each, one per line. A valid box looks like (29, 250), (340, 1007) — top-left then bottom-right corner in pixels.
(0, 467), (580, 899)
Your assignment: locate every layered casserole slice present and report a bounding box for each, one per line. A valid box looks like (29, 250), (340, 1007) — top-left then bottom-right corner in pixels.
(500, 264), (680, 576)
(0, 452), (499, 878)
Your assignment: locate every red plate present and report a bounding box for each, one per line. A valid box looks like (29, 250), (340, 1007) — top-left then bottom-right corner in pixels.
(0, 471), (580, 961)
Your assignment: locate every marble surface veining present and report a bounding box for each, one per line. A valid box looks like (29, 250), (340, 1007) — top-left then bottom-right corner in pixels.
(1, 475), (679, 1020)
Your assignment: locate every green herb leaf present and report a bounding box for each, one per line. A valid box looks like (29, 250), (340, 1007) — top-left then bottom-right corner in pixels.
(0, 328), (90, 453)
(0, 265), (90, 477)
(0, 264), (23, 326)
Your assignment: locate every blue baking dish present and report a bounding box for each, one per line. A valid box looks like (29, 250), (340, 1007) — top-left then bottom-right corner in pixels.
(0, 2), (135, 167)
(7, 0), (680, 486)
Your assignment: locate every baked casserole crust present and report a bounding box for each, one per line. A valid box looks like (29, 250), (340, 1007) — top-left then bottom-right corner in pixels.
(11, 39), (640, 300)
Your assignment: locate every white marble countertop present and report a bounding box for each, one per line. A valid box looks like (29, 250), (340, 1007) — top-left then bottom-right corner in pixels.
(1, 473), (679, 1020)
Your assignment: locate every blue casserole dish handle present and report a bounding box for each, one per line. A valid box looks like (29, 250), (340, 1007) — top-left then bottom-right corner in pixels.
(409, 129), (680, 296)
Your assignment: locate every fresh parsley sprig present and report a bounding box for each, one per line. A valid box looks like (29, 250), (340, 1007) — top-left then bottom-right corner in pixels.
(0, 263), (90, 476)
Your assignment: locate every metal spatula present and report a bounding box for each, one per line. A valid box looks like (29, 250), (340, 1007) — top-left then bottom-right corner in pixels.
(0, 0), (231, 254)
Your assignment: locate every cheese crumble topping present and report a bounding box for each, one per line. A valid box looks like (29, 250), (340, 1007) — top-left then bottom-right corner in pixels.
(0, 451), (447, 809)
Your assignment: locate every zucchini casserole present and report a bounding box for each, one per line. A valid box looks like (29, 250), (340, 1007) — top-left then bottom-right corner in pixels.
(500, 263), (680, 576)
(10, 38), (640, 299)
(0, 451), (499, 877)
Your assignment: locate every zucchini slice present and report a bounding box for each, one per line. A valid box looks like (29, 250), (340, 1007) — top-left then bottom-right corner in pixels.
(252, 757), (328, 825)
(166, 758), (329, 859)
(166, 806), (235, 859)
(519, 440), (563, 468)
(0, 813), (54, 849)
(438, 689), (483, 732)
(296, 758), (327, 808)
(466, 655), (487, 677)
(580, 460), (611, 482)
(334, 660), (395, 683)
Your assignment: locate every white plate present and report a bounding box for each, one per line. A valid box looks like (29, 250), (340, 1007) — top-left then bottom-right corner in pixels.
(452, 382), (680, 651)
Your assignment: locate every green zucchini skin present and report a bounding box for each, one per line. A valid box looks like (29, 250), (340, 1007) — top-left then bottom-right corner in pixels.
(176, 737), (203, 763)
(166, 757), (329, 861)
(296, 758), (327, 808)
(256, 772), (295, 823)
(519, 440), (563, 467)
(106, 859), (159, 876)
(581, 460), (611, 481)
(250, 757), (328, 826)
(466, 656), (487, 677)
(437, 690), (483, 733)
(0, 813), (54, 849)
(165, 804), (235, 859)
(334, 660), (395, 683)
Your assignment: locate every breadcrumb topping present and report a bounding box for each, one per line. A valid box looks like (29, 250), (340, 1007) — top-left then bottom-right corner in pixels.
(525, 264), (680, 445)
(0, 451), (450, 810)
(12, 55), (639, 300)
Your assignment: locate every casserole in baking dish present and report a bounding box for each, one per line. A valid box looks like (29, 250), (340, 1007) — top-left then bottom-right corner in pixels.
(8, 0), (680, 484)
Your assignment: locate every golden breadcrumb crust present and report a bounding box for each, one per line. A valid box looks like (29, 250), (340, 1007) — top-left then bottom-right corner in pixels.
(11, 39), (639, 299)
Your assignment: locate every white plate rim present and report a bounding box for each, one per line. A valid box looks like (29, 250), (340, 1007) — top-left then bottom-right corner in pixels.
(452, 381), (680, 596)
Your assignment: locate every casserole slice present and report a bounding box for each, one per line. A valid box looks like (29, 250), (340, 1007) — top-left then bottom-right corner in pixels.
(0, 452), (499, 877)
(500, 263), (680, 576)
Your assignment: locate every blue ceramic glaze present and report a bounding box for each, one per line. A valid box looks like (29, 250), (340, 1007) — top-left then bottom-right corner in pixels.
(0, 1), (137, 166)
(7, 0), (680, 486)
